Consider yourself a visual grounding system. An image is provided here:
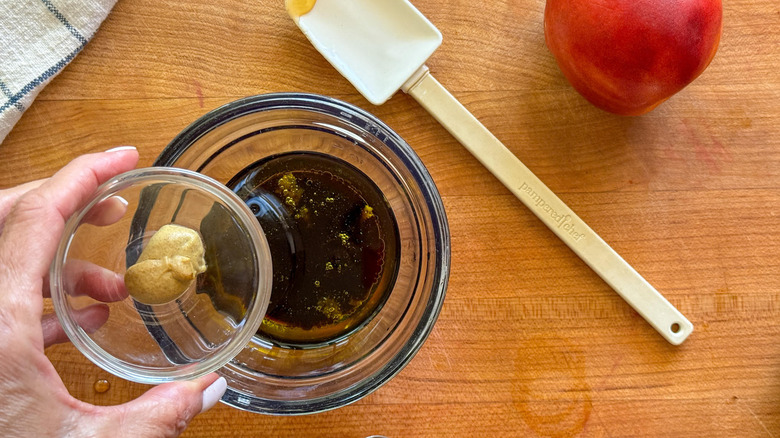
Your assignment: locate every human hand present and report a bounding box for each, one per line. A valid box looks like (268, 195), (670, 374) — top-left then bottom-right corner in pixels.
(0, 147), (227, 438)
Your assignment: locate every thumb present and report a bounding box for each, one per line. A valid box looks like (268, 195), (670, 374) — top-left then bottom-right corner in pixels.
(96, 374), (226, 438)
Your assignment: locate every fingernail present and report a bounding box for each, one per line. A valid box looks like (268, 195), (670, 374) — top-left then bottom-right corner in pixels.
(105, 146), (137, 153)
(200, 377), (227, 413)
(114, 195), (128, 207)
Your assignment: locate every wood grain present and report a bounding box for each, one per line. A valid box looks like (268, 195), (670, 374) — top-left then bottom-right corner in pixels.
(2, 0), (779, 436)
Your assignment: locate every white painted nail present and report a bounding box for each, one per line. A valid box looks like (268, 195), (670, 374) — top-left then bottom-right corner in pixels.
(105, 146), (137, 153)
(113, 195), (128, 207)
(200, 377), (227, 413)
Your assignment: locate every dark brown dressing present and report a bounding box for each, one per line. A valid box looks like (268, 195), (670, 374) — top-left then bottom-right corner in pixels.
(227, 152), (400, 345)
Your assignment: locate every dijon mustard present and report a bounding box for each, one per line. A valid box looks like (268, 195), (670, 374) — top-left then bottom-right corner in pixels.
(124, 224), (207, 305)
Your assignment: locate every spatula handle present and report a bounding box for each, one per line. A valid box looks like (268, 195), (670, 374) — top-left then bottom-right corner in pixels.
(404, 67), (692, 345)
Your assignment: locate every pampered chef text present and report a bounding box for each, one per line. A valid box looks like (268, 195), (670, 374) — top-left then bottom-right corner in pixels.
(519, 182), (586, 242)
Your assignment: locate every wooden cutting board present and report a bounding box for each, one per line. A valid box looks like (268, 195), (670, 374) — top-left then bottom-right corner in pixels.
(1, 0), (778, 436)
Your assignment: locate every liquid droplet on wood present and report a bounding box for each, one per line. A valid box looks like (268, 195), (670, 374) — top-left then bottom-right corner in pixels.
(94, 379), (110, 393)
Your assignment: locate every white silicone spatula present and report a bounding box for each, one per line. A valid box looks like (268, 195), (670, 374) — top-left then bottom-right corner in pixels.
(286, 0), (693, 345)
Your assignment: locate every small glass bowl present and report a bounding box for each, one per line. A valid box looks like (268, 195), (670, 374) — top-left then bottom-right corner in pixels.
(157, 93), (451, 414)
(50, 168), (273, 384)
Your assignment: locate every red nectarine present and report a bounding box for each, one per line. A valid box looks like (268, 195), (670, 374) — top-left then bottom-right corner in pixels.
(544, 0), (722, 115)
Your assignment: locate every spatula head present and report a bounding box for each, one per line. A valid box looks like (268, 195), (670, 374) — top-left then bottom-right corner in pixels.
(287, 0), (442, 105)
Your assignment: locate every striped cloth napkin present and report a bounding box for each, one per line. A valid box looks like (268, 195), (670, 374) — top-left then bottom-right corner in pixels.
(0, 0), (116, 144)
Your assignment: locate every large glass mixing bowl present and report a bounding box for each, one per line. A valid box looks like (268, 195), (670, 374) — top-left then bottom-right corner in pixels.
(156, 93), (450, 414)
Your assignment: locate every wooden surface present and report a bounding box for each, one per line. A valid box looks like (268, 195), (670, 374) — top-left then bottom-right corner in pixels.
(2, 0), (779, 436)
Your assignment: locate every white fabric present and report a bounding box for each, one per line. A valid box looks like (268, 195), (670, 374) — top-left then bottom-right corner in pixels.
(0, 0), (115, 144)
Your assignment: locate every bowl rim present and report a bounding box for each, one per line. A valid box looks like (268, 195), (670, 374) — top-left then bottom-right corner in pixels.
(156, 92), (451, 414)
(50, 167), (273, 384)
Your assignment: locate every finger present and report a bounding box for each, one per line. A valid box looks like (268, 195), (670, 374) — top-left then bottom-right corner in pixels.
(82, 195), (129, 227)
(43, 258), (128, 302)
(0, 147), (138, 326)
(96, 374), (226, 438)
(41, 305), (109, 348)
(0, 178), (46, 232)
